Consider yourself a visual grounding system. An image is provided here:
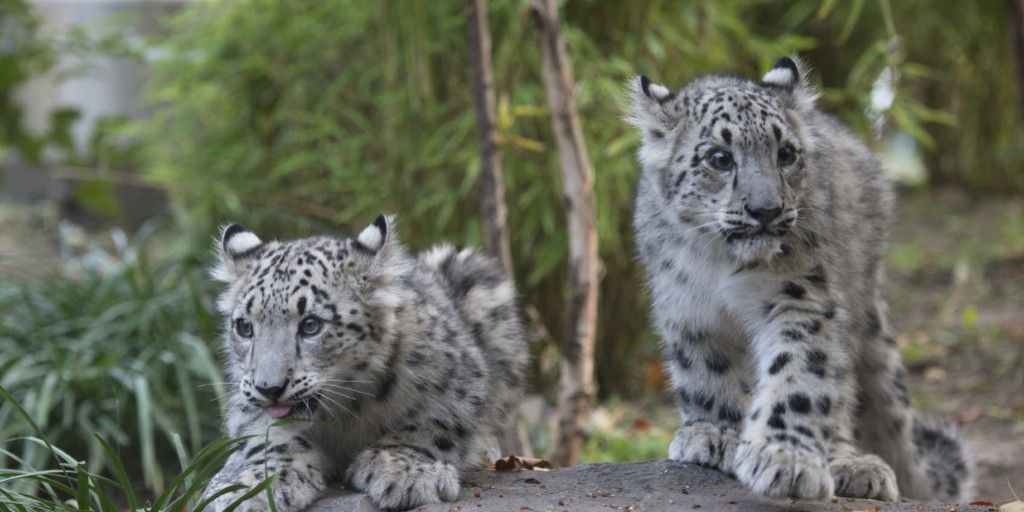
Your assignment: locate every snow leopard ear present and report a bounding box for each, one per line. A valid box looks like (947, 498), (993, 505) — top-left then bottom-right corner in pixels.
(626, 74), (684, 139)
(761, 56), (819, 109)
(214, 223), (264, 281)
(355, 214), (394, 255)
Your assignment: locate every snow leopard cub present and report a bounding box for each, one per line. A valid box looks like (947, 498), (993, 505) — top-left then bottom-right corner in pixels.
(203, 215), (527, 511)
(627, 58), (972, 501)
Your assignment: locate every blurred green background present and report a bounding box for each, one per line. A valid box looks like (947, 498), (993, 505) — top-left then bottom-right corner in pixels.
(1, 0), (1022, 504)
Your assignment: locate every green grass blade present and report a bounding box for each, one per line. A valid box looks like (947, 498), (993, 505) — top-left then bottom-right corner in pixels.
(93, 433), (140, 512)
(0, 469), (66, 486)
(174, 362), (202, 453)
(76, 470), (127, 512)
(152, 436), (252, 512)
(134, 375), (163, 492)
(0, 488), (36, 512)
(171, 432), (190, 481)
(74, 462), (90, 511)
(191, 483), (247, 512)
(0, 385), (71, 484)
(88, 474), (121, 512)
(202, 470), (279, 512)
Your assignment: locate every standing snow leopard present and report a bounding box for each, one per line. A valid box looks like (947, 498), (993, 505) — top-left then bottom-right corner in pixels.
(203, 215), (527, 511)
(626, 57), (972, 501)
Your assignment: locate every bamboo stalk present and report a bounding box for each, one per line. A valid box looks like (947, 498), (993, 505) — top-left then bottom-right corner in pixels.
(467, 0), (513, 275)
(529, 0), (600, 467)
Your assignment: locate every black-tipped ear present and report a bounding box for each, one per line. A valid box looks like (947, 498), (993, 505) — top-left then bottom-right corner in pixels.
(637, 75), (674, 103)
(761, 56), (801, 91)
(215, 223), (264, 281)
(640, 75), (653, 98)
(221, 224), (263, 259)
(355, 214), (390, 254)
(626, 74), (683, 137)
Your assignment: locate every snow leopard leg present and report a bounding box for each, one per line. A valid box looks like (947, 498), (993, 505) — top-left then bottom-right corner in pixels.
(855, 293), (972, 501)
(734, 279), (857, 500)
(346, 428), (464, 511)
(662, 320), (749, 474)
(204, 409), (329, 512)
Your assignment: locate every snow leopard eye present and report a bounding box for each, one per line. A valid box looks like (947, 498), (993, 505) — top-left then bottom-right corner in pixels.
(778, 143), (798, 166)
(299, 316), (323, 336)
(706, 148), (734, 171)
(234, 318), (253, 338)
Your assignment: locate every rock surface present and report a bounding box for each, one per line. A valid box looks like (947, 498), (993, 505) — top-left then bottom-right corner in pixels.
(308, 459), (989, 512)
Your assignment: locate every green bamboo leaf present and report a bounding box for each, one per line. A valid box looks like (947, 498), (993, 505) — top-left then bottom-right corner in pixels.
(890, 104), (936, 149)
(816, 0), (839, 20)
(907, 101), (956, 126)
(837, 0), (866, 43)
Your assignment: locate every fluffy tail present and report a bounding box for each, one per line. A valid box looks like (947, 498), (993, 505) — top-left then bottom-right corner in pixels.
(910, 416), (974, 502)
(418, 245), (528, 450)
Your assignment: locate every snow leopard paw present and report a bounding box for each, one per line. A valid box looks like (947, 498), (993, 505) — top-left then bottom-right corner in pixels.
(668, 423), (740, 474)
(734, 439), (833, 500)
(205, 466), (324, 512)
(349, 449), (460, 511)
(830, 453), (899, 501)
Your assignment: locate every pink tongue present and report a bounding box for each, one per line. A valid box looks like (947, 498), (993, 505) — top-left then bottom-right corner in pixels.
(267, 404), (293, 418)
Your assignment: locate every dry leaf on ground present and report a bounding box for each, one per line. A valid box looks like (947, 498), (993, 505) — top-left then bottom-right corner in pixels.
(492, 454), (554, 471)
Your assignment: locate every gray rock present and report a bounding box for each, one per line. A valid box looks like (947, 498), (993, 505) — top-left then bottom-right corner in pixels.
(308, 459), (987, 512)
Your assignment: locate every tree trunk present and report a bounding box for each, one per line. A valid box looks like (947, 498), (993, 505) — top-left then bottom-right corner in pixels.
(1008, 0), (1024, 125)
(529, 0), (600, 467)
(467, 0), (513, 275)
(467, 0), (532, 458)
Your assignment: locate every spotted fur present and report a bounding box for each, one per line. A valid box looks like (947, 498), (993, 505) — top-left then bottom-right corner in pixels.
(627, 57), (973, 502)
(202, 215), (527, 511)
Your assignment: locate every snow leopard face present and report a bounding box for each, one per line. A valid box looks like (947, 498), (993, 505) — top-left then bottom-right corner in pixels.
(212, 216), (399, 421)
(628, 58), (818, 264)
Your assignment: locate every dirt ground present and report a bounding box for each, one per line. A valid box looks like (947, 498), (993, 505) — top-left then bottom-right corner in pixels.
(311, 460), (992, 512)
(886, 189), (1024, 503)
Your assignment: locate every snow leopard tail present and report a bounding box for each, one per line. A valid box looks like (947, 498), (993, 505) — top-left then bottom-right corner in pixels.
(419, 245), (528, 457)
(908, 416), (974, 502)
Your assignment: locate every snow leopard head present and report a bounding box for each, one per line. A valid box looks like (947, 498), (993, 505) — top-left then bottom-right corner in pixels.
(212, 215), (404, 420)
(628, 57), (822, 263)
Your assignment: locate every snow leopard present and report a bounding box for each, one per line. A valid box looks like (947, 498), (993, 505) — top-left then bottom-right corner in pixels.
(626, 57), (973, 502)
(202, 215), (527, 511)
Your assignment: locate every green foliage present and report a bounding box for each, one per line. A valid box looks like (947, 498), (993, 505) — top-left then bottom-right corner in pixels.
(0, 0), (77, 165)
(141, 0), (895, 397)
(580, 429), (672, 465)
(0, 223), (223, 493)
(0, 384), (265, 512)
(889, 1), (1024, 192)
(133, 0), (1021, 398)
(578, 399), (675, 464)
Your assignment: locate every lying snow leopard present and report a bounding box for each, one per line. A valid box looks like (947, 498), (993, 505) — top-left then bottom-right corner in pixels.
(203, 215), (527, 511)
(626, 57), (972, 502)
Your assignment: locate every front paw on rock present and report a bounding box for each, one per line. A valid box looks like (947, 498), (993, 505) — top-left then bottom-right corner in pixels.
(830, 454), (899, 501)
(733, 440), (833, 500)
(356, 460), (460, 511)
(668, 423), (739, 474)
